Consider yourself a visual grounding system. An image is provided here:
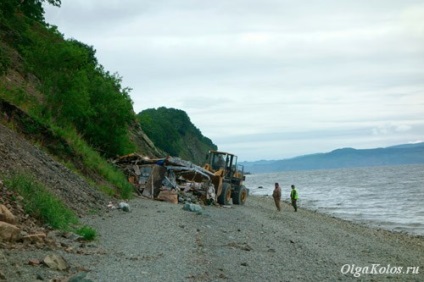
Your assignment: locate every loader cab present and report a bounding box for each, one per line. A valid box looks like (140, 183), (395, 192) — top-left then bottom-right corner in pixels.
(206, 150), (245, 182)
(205, 150), (248, 205)
(207, 151), (232, 171)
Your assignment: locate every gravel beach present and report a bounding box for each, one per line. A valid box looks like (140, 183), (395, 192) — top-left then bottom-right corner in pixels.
(2, 195), (423, 282)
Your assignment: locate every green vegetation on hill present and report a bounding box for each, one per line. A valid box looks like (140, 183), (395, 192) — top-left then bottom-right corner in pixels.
(5, 173), (78, 230)
(1, 0), (135, 158)
(0, 0), (138, 199)
(137, 107), (217, 165)
(5, 173), (97, 240)
(0, 0), (218, 201)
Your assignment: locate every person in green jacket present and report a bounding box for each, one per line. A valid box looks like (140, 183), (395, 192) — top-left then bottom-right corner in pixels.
(290, 184), (299, 212)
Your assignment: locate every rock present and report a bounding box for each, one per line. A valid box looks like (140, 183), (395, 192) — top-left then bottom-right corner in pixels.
(0, 204), (16, 224)
(61, 231), (81, 241)
(28, 259), (41, 266)
(118, 202), (130, 212)
(20, 230), (29, 237)
(22, 233), (46, 244)
(43, 254), (69, 271)
(0, 221), (20, 242)
(0, 270), (5, 280)
(182, 203), (202, 213)
(107, 202), (116, 209)
(46, 230), (61, 241)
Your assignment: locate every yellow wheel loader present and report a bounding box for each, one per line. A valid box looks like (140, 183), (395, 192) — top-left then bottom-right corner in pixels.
(204, 150), (248, 205)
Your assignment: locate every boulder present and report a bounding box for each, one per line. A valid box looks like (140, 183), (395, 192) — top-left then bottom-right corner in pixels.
(22, 233), (46, 244)
(28, 259), (41, 266)
(118, 202), (130, 212)
(0, 204), (16, 224)
(0, 222), (20, 242)
(182, 203), (203, 213)
(43, 254), (69, 271)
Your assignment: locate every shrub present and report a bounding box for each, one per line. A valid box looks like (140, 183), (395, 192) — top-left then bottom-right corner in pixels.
(0, 44), (11, 74)
(76, 225), (97, 241)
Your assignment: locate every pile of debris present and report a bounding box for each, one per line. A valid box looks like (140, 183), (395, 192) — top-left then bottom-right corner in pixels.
(111, 154), (217, 205)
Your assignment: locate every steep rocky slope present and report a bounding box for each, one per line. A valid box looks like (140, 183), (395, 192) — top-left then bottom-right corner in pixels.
(0, 122), (109, 216)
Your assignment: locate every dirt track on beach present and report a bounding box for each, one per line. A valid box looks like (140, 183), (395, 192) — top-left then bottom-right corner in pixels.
(2, 195), (424, 281)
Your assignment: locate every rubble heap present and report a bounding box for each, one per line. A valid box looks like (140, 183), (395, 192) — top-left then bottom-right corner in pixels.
(111, 154), (218, 205)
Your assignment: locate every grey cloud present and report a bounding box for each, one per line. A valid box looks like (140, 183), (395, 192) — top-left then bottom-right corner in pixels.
(43, 0), (424, 161)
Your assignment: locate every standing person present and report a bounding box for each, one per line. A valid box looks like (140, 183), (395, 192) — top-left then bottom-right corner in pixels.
(290, 184), (299, 212)
(272, 183), (282, 211)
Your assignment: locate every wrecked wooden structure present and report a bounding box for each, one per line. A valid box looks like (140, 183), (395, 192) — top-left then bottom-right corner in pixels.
(111, 154), (221, 204)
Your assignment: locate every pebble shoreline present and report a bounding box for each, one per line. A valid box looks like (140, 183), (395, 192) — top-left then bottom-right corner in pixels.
(2, 195), (424, 281)
(82, 195), (424, 281)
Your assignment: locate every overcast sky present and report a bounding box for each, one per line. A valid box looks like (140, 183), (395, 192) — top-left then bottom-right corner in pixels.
(44, 0), (424, 161)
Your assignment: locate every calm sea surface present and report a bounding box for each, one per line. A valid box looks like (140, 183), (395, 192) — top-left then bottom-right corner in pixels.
(244, 164), (424, 236)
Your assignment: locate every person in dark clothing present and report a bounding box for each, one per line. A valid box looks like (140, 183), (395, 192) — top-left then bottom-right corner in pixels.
(272, 182), (282, 211)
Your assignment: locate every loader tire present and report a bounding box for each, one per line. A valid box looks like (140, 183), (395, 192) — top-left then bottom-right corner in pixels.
(218, 183), (232, 205)
(232, 185), (248, 205)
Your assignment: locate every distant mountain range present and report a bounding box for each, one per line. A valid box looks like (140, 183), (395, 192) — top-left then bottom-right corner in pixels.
(240, 142), (424, 174)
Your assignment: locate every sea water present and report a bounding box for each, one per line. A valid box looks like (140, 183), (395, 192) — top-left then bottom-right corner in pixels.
(244, 164), (424, 236)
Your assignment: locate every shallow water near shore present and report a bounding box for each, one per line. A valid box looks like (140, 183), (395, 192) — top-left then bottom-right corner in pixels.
(244, 164), (424, 236)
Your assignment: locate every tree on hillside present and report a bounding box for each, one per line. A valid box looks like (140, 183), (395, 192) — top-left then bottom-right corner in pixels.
(0, 0), (61, 22)
(1, 7), (137, 157)
(84, 68), (135, 156)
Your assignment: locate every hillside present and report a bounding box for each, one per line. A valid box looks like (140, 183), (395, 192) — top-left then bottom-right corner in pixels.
(137, 107), (217, 165)
(0, 1), (215, 189)
(241, 142), (424, 173)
